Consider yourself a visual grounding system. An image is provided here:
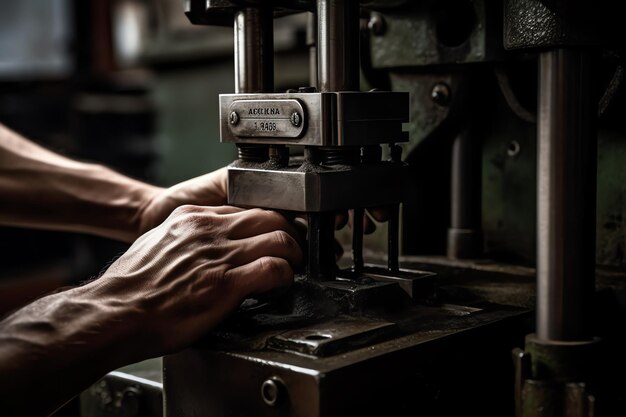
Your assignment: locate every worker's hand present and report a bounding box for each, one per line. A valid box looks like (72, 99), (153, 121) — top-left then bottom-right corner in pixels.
(81, 205), (303, 357)
(138, 167), (229, 236)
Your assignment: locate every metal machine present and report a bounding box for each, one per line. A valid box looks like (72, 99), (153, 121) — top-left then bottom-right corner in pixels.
(158, 1), (625, 417)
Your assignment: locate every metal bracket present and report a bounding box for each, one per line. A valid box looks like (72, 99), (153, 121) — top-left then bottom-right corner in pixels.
(220, 91), (410, 146)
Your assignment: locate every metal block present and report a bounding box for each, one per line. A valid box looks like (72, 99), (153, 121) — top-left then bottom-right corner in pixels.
(227, 162), (408, 212)
(267, 317), (397, 356)
(503, 0), (616, 50)
(81, 359), (163, 417)
(219, 91), (410, 146)
(185, 0), (315, 26)
(369, 0), (503, 68)
(360, 265), (437, 300)
(164, 304), (528, 417)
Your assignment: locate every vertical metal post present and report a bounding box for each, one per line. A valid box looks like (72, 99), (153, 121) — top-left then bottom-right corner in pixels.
(388, 144), (402, 273)
(306, 12), (318, 89)
(387, 205), (400, 272)
(233, 7), (273, 162)
(307, 212), (336, 280)
(352, 207), (364, 274)
(536, 48), (596, 342)
(317, 0), (360, 92)
(234, 7), (274, 94)
(447, 127), (482, 259)
(306, 0), (361, 281)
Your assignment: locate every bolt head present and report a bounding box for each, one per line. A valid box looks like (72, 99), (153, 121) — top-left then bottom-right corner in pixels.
(229, 111), (240, 125)
(368, 13), (386, 36)
(261, 378), (285, 407)
(290, 112), (302, 127)
(431, 83), (451, 107)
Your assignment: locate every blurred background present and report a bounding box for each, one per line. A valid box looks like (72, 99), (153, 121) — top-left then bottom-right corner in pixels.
(0, 0), (310, 312)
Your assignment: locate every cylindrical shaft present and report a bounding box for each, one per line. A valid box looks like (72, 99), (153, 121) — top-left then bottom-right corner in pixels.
(307, 212), (336, 280)
(536, 48), (596, 342)
(316, 0), (360, 92)
(234, 7), (274, 94)
(306, 12), (318, 89)
(388, 204), (400, 273)
(352, 207), (364, 274)
(448, 127), (482, 259)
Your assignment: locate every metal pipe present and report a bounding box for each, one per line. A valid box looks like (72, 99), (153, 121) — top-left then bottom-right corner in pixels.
(536, 48), (596, 342)
(316, 0), (360, 92)
(447, 127), (482, 259)
(234, 7), (274, 94)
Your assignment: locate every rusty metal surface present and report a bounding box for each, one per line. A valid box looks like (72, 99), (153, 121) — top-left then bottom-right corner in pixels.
(369, 0), (502, 68)
(164, 302), (527, 417)
(503, 0), (618, 50)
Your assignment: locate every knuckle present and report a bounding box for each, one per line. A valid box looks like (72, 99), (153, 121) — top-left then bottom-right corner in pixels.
(258, 256), (287, 277)
(266, 210), (288, 226)
(172, 204), (198, 216)
(272, 230), (295, 249)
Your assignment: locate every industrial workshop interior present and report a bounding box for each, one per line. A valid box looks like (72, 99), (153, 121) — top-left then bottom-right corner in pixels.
(0, 0), (625, 416)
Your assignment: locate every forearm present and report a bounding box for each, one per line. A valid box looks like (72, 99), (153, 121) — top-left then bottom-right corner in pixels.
(0, 124), (162, 242)
(0, 286), (144, 416)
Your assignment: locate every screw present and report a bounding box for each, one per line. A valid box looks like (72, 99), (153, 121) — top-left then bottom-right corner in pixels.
(431, 82), (451, 107)
(261, 377), (285, 407)
(368, 13), (386, 36)
(507, 140), (521, 157)
(229, 111), (240, 125)
(290, 112), (302, 127)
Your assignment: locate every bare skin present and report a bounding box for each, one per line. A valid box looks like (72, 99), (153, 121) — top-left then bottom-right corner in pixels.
(0, 125), (302, 415)
(0, 124), (386, 416)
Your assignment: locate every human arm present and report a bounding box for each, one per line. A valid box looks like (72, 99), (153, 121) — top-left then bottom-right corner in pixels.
(0, 205), (303, 416)
(0, 123), (228, 242)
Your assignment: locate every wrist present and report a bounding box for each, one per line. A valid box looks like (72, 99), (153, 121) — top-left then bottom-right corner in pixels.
(69, 283), (149, 367)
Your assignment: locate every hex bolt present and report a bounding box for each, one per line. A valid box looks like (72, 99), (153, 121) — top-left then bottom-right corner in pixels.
(431, 82), (451, 107)
(261, 377), (285, 407)
(290, 112), (302, 127)
(368, 12), (386, 36)
(229, 111), (240, 125)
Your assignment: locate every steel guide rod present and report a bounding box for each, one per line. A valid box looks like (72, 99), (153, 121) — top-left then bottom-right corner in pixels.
(233, 6), (274, 162)
(536, 48), (596, 342)
(448, 127), (482, 259)
(305, 0), (363, 280)
(316, 0), (360, 92)
(234, 7), (274, 94)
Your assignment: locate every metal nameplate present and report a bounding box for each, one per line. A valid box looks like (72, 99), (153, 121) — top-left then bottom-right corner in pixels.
(227, 99), (305, 138)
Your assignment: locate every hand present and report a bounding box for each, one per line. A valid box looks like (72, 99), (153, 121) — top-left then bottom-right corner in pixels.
(138, 168), (229, 236)
(81, 205), (303, 357)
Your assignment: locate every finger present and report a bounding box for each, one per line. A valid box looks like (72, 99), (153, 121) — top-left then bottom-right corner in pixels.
(226, 209), (299, 241)
(210, 205), (246, 215)
(227, 230), (304, 268)
(367, 206), (391, 222)
(226, 256), (294, 298)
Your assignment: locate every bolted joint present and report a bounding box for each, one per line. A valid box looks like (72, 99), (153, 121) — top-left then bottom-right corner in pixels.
(230, 111), (240, 125)
(261, 377), (286, 407)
